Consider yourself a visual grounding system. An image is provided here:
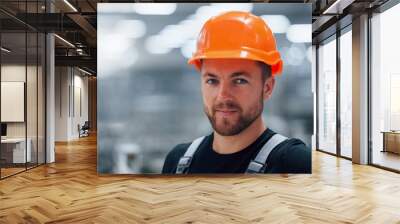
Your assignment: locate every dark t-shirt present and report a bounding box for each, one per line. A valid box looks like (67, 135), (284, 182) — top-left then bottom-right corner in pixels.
(162, 128), (311, 174)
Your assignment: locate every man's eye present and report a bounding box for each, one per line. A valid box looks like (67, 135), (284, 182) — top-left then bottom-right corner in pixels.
(206, 79), (218, 85)
(234, 79), (248, 84)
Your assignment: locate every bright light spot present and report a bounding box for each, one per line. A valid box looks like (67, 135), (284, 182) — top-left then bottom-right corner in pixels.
(261, 15), (291, 33)
(114, 20), (146, 39)
(307, 46), (313, 63)
(194, 5), (221, 22)
(100, 34), (134, 60)
(194, 3), (252, 23)
(181, 39), (197, 59)
(63, 0), (78, 12)
(159, 25), (189, 48)
(97, 3), (135, 13)
(286, 44), (306, 66)
(145, 35), (172, 54)
(287, 24), (312, 43)
(178, 19), (203, 39)
(133, 3), (176, 15)
(119, 47), (138, 68)
(98, 34), (138, 77)
(210, 3), (253, 12)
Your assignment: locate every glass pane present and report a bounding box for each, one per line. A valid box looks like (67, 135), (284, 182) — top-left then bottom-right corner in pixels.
(371, 3), (400, 171)
(318, 37), (337, 154)
(340, 29), (352, 158)
(1, 30), (27, 177)
(27, 31), (38, 169)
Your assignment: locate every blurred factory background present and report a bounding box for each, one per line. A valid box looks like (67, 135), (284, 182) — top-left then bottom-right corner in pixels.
(97, 3), (312, 174)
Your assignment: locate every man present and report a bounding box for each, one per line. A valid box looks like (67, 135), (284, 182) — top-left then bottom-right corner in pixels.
(162, 11), (311, 174)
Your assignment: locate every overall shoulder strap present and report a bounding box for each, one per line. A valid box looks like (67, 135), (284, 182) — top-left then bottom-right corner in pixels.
(175, 136), (206, 174)
(246, 133), (288, 173)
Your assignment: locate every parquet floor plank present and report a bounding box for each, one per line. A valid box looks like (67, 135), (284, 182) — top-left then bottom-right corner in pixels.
(0, 134), (399, 223)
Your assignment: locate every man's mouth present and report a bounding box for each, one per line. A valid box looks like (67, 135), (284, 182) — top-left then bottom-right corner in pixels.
(215, 110), (238, 117)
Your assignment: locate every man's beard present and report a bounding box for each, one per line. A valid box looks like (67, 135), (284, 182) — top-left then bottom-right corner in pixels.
(204, 94), (264, 136)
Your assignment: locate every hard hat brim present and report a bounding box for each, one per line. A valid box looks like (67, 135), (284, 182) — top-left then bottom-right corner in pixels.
(188, 48), (283, 75)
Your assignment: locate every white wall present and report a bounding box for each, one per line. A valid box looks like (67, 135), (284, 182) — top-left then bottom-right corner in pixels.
(1, 63), (46, 164)
(72, 73), (89, 137)
(1, 65), (26, 133)
(55, 66), (69, 141)
(1, 65), (38, 138)
(1, 82), (25, 122)
(55, 67), (89, 141)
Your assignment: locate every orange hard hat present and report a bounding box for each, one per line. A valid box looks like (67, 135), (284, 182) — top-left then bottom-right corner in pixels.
(188, 11), (283, 76)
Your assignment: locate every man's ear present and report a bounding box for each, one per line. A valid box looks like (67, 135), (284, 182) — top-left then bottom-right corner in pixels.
(263, 77), (275, 101)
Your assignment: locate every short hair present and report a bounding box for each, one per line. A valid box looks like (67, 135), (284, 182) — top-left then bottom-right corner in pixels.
(257, 61), (272, 82)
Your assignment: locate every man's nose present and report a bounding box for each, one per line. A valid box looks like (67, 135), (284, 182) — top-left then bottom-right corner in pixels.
(217, 81), (233, 100)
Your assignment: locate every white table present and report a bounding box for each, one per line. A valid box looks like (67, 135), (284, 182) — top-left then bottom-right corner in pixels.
(1, 138), (31, 163)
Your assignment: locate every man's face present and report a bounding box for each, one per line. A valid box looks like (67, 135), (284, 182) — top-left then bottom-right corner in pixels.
(201, 58), (274, 136)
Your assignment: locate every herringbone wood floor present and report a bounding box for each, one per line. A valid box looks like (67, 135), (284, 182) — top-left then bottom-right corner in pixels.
(1, 134), (400, 224)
